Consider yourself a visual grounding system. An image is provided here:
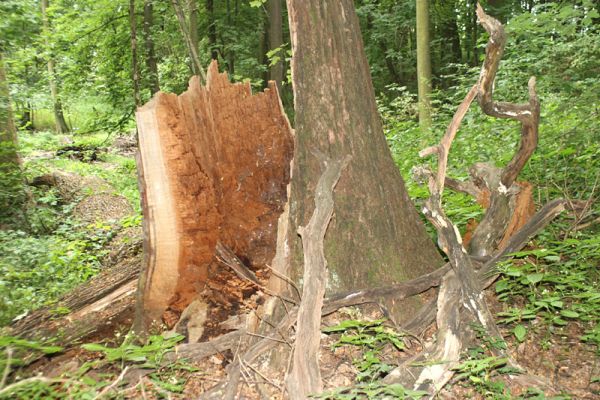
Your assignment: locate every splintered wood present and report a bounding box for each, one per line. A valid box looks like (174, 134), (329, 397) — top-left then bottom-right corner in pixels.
(135, 61), (293, 331)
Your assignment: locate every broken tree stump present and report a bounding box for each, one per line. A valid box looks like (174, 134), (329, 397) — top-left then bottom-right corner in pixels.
(134, 61), (293, 333)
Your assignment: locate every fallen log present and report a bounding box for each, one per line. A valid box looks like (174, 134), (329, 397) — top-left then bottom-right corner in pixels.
(9, 250), (140, 346)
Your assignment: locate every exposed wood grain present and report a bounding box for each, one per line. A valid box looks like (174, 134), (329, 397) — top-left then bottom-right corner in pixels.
(134, 61), (293, 331)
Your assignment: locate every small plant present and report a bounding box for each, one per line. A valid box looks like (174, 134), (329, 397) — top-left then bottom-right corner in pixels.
(312, 382), (428, 400)
(451, 325), (518, 398)
(323, 319), (404, 383)
(82, 332), (185, 369)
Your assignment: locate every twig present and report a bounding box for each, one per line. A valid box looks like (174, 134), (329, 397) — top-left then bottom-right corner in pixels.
(264, 263), (302, 301)
(92, 366), (129, 400)
(0, 347), (12, 390)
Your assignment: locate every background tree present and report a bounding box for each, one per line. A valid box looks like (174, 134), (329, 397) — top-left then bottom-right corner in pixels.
(416, 0), (432, 130)
(40, 0), (69, 133)
(143, 0), (160, 95)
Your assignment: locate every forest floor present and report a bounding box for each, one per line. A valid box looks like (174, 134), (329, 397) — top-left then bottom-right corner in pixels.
(0, 129), (598, 399)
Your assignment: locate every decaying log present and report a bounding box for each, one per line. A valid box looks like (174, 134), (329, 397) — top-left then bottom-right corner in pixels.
(287, 156), (349, 400)
(134, 60), (293, 332)
(10, 252), (140, 346)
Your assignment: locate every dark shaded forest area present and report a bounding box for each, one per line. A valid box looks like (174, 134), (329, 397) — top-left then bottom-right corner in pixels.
(0, 0), (599, 399)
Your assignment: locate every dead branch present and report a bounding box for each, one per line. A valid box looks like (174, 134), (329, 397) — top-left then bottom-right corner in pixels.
(476, 3), (540, 188)
(287, 156), (350, 400)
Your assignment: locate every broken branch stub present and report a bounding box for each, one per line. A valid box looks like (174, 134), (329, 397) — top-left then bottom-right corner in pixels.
(134, 61), (293, 332)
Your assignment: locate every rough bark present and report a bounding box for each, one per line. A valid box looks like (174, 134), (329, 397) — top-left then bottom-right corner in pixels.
(133, 61), (293, 332)
(41, 0), (69, 134)
(417, 0), (432, 131)
(143, 0), (160, 95)
(281, 0), (442, 323)
(129, 0), (142, 107)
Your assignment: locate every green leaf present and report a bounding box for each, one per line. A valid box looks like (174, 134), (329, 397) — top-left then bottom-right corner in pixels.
(560, 309), (579, 319)
(513, 324), (527, 342)
(526, 273), (544, 284)
(82, 343), (109, 352)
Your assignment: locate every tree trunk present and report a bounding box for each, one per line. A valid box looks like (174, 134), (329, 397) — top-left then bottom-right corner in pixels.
(41, 0), (69, 134)
(0, 52), (19, 166)
(171, 0), (204, 79)
(206, 0), (218, 60)
(470, 0), (479, 65)
(417, 0), (432, 131)
(225, 0), (235, 75)
(281, 0), (443, 321)
(133, 62), (293, 332)
(438, 0), (461, 87)
(143, 0), (160, 95)
(267, 0), (284, 91)
(188, 0), (199, 59)
(129, 0), (142, 107)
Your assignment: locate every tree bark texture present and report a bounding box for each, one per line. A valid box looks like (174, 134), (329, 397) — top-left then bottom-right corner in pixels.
(417, 0), (432, 131)
(133, 61), (293, 331)
(283, 0), (443, 319)
(143, 0), (160, 95)
(41, 0), (69, 134)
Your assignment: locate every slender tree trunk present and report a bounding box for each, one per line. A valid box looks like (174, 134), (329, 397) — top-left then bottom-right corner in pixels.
(267, 0), (284, 91)
(188, 0), (199, 58)
(143, 0), (160, 95)
(41, 0), (69, 134)
(225, 0), (235, 75)
(206, 0), (218, 60)
(282, 0), (443, 321)
(471, 0), (479, 65)
(439, 0), (461, 87)
(171, 0), (205, 79)
(416, 0), (432, 131)
(0, 52), (18, 166)
(129, 0), (142, 107)
(258, 10), (269, 88)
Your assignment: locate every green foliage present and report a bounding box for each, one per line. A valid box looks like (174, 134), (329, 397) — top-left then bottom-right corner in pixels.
(312, 382), (428, 400)
(0, 335), (63, 368)
(82, 332), (185, 369)
(323, 319), (404, 384)
(0, 221), (113, 325)
(495, 236), (600, 350)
